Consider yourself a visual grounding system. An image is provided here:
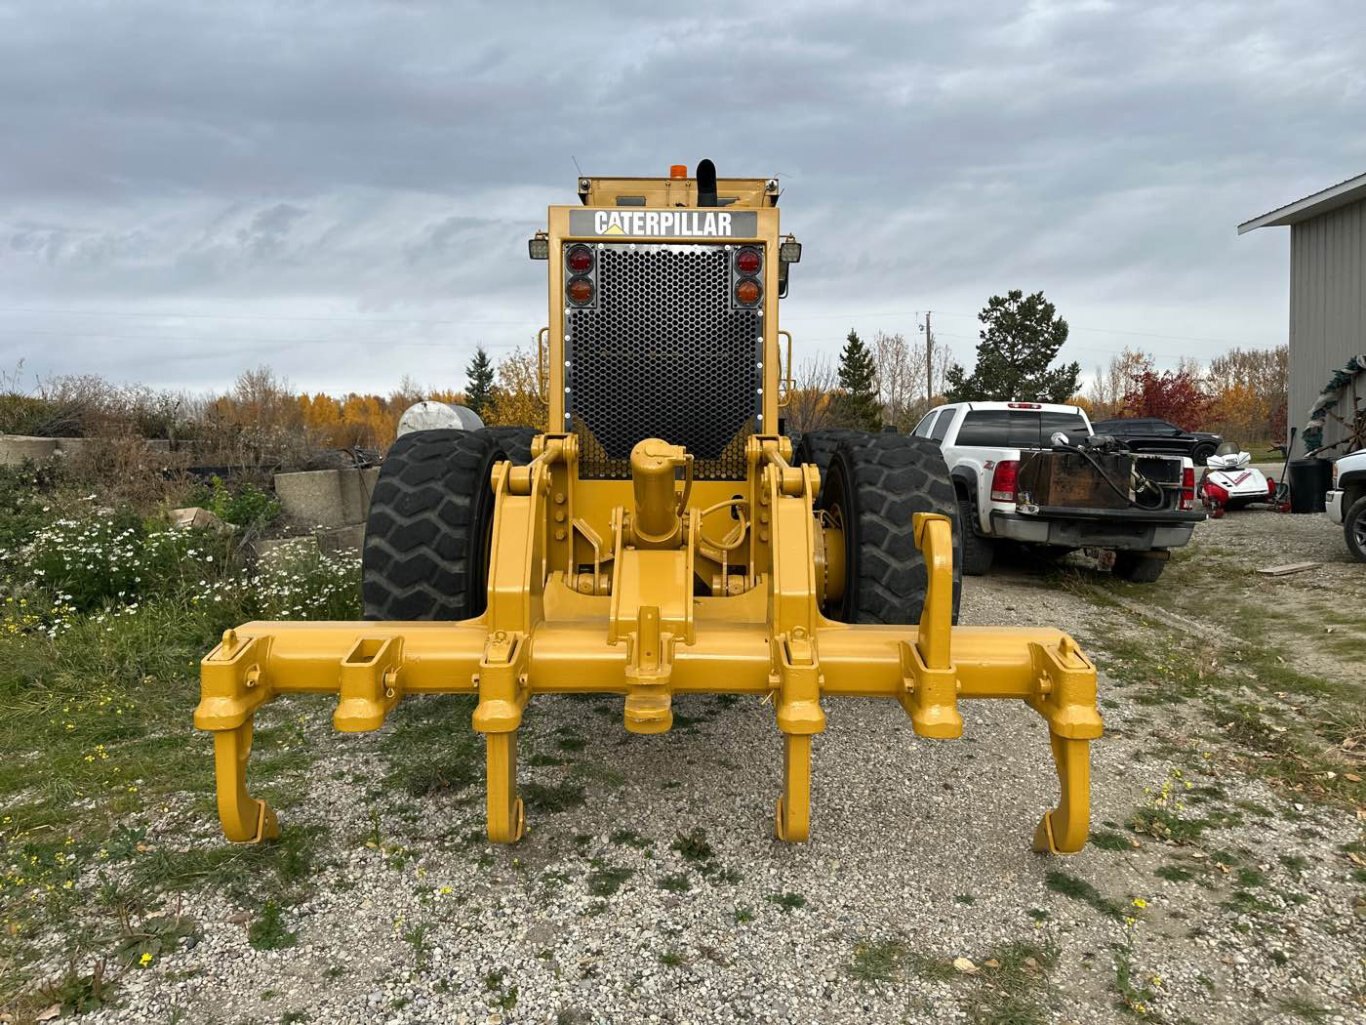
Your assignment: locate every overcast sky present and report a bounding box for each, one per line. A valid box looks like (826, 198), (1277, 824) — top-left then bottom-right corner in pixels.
(2, 0), (1363, 396)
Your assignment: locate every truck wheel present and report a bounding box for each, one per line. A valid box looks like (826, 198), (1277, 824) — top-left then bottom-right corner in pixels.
(795, 430), (863, 496)
(362, 428), (534, 620)
(957, 493), (995, 576)
(1192, 442), (1217, 464)
(1112, 551), (1166, 583)
(1345, 495), (1366, 562)
(819, 434), (962, 624)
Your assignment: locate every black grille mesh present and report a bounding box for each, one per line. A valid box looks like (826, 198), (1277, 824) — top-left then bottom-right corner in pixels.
(566, 243), (761, 480)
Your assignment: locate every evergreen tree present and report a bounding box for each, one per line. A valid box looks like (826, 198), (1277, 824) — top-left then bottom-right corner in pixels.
(944, 290), (1080, 403)
(465, 344), (495, 418)
(832, 329), (881, 431)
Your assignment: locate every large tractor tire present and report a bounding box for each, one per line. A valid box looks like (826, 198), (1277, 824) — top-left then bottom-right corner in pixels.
(818, 433), (963, 624)
(362, 427), (535, 621)
(794, 429), (863, 492)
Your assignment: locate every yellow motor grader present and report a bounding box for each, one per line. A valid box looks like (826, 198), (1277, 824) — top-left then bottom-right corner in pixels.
(196, 160), (1102, 851)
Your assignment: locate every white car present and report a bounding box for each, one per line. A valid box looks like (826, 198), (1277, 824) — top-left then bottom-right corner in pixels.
(1325, 448), (1366, 562)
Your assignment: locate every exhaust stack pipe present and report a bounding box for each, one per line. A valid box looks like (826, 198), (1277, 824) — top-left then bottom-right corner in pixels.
(696, 158), (718, 207)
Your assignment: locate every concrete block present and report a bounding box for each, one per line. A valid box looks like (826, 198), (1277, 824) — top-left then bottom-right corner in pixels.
(360, 467), (380, 519)
(54, 437), (92, 457)
(168, 507), (233, 535)
(0, 435), (59, 465)
(274, 468), (374, 527)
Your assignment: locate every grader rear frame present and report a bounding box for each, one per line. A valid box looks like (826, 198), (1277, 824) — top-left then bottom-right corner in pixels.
(196, 161), (1102, 852)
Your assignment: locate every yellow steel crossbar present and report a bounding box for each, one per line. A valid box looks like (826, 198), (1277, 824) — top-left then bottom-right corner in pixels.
(195, 513), (1102, 853)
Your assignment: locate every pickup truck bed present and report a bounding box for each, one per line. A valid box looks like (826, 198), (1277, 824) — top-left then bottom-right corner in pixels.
(912, 401), (1201, 582)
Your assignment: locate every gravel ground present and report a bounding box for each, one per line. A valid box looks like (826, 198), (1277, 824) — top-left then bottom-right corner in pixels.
(46, 515), (1366, 1024)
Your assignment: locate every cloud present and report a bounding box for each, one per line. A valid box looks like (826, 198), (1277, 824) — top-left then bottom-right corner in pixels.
(0, 0), (1363, 392)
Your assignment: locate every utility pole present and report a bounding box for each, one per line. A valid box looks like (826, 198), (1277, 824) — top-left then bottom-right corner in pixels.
(924, 311), (934, 407)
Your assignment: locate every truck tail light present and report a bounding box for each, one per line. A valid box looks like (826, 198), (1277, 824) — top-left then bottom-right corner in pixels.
(1180, 467), (1196, 511)
(990, 460), (1019, 502)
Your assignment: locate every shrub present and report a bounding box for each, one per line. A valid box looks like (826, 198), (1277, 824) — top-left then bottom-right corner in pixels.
(190, 476), (281, 528)
(12, 513), (218, 614)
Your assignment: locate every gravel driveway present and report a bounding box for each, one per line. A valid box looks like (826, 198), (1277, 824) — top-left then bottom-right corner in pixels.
(70, 516), (1366, 1025)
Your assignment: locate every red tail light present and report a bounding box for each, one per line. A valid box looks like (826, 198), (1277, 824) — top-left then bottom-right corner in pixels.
(735, 279), (762, 306)
(566, 244), (594, 273)
(735, 247), (762, 275)
(566, 277), (594, 305)
(1180, 467), (1196, 511)
(990, 460), (1019, 502)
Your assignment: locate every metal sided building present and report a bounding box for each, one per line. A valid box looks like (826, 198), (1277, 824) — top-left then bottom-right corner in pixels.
(1239, 172), (1366, 453)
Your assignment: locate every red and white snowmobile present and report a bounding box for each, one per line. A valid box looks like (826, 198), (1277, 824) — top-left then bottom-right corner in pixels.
(1198, 444), (1276, 517)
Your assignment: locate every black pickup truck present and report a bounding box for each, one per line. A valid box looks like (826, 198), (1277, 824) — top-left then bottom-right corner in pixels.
(1090, 417), (1223, 464)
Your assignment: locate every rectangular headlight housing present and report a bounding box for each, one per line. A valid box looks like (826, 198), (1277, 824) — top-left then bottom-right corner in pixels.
(779, 240), (802, 263)
(528, 235), (549, 260)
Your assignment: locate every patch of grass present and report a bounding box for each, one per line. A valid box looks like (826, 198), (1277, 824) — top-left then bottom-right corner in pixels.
(1129, 806), (1208, 845)
(1221, 889), (1276, 915)
(586, 865), (634, 897)
(556, 735), (587, 752)
(382, 695), (479, 797)
(849, 938), (908, 983)
(657, 873), (691, 893)
(608, 828), (651, 849)
(522, 781), (587, 813)
(766, 891), (805, 912)
(484, 969), (520, 1007)
(964, 940), (1060, 1025)
(1044, 870), (1123, 919)
(35, 959), (114, 1015)
(401, 921), (431, 968)
(1155, 864), (1194, 883)
(248, 901), (297, 951)
(954, 893), (976, 905)
(1112, 934), (1158, 1017)
(1089, 829), (1134, 852)
(733, 906), (754, 924)
(1276, 995), (1332, 1022)
(658, 949), (685, 968)
(670, 828), (714, 864)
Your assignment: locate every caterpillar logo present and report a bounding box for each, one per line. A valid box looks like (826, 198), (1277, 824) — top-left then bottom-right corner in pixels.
(569, 209), (757, 238)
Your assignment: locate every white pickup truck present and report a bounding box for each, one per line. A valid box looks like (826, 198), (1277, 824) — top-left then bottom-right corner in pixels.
(912, 401), (1204, 582)
(1326, 448), (1366, 562)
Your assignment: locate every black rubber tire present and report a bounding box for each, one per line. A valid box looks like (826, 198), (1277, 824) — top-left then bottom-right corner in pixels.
(819, 433), (962, 624)
(957, 493), (995, 576)
(1192, 442), (1217, 465)
(1344, 495), (1366, 563)
(1112, 551), (1167, 583)
(361, 428), (534, 621)
(482, 426), (537, 465)
(795, 429), (863, 495)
